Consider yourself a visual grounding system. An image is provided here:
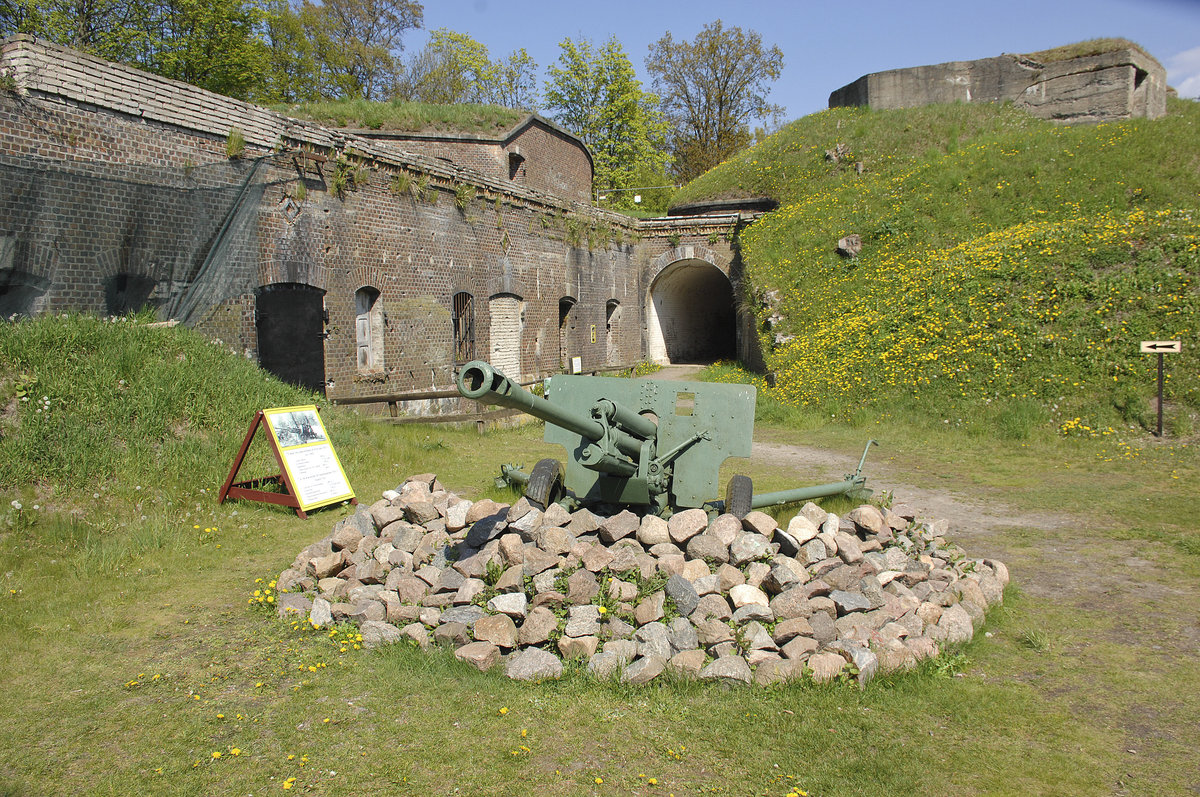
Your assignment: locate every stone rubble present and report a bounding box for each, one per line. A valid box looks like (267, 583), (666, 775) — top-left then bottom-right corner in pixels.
(274, 475), (1008, 687)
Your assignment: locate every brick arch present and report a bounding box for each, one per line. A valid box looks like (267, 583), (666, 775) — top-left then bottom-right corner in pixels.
(95, 246), (168, 282)
(348, 265), (385, 293)
(3, 238), (59, 283)
(257, 258), (328, 291)
(1, 238), (58, 318)
(648, 245), (732, 284)
(645, 255), (736, 365)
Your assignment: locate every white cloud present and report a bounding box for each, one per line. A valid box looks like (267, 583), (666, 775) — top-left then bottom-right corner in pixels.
(1166, 45), (1200, 98)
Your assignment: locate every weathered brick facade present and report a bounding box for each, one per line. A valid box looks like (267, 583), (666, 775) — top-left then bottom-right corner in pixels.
(355, 116), (593, 203)
(0, 36), (754, 405)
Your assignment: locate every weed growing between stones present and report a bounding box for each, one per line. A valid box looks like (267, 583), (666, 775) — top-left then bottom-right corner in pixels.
(454, 182), (475, 211)
(388, 170), (411, 196)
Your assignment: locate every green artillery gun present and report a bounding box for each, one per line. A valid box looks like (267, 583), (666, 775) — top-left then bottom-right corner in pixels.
(456, 360), (875, 518)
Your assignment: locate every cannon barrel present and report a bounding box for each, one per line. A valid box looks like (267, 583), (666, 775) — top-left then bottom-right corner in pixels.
(748, 477), (866, 509)
(456, 361), (651, 462)
(735, 438), (877, 511)
(457, 360), (606, 441)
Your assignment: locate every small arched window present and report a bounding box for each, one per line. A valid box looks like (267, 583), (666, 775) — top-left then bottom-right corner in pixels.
(355, 286), (384, 372)
(452, 291), (475, 364)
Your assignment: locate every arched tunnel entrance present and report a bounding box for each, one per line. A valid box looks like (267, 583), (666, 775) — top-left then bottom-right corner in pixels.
(646, 259), (736, 364)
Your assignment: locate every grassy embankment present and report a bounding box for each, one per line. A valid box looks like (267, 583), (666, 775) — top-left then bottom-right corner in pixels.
(678, 98), (1198, 440)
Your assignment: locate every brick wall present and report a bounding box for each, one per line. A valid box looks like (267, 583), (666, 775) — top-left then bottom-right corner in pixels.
(507, 121), (593, 203)
(355, 114), (594, 204)
(0, 36), (754, 402)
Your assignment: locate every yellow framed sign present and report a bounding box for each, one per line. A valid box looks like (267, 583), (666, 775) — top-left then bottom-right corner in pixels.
(262, 406), (354, 511)
(219, 405), (355, 518)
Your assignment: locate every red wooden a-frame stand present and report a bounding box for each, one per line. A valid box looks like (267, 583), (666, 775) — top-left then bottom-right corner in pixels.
(218, 411), (309, 518)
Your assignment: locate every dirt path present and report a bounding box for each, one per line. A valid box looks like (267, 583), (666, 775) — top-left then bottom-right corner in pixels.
(750, 435), (1200, 794)
(750, 440), (1071, 562)
(641, 364), (707, 381)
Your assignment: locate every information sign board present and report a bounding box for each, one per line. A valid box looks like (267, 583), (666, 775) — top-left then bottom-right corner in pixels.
(261, 406), (354, 510)
(218, 405), (355, 518)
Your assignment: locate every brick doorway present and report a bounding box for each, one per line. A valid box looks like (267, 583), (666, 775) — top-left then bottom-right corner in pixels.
(255, 283), (327, 393)
(646, 259), (735, 364)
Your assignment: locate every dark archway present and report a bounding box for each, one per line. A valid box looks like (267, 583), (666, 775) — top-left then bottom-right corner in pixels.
(647, 259), (735, 364)
(105, 273), (157, 316)
(0, 269), (50, 319)
(255, 283), (326, 393)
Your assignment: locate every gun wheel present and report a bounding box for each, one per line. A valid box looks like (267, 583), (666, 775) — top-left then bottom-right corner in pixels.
(725, 474), (753, 519)
(525, 458), (566, 510)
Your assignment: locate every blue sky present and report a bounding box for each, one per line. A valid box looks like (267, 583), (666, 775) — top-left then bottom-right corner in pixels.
(410, 0), (1200, 121)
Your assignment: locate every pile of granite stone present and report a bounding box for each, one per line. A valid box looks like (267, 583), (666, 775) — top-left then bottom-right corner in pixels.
(274, 474), (1008, 686)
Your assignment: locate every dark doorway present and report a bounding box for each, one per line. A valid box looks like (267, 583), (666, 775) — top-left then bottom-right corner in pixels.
(255, 283), (326, 393)
(105, 273), (157, 316)
(558, 297), (576, 371)
(648, 260), (736, 363)
(0, 269), (50, 319)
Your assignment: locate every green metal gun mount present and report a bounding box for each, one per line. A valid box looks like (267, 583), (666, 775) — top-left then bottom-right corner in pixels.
(456, 360), (876, 518)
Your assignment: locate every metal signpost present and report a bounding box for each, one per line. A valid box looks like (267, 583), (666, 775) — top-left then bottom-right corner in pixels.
(1140, 341), (1182, 437)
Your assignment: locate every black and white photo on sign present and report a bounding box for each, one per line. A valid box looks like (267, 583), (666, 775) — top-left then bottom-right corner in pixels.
(270, 410), (326, 447)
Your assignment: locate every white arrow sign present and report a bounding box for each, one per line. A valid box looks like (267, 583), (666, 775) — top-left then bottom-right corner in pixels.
(1140, 340), (1182, 354)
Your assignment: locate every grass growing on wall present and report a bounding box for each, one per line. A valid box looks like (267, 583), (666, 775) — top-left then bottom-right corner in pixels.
(276, 98), (525, 134)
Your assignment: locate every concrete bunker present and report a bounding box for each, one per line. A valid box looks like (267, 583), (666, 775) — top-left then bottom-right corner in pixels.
(646, 258), (736, 364)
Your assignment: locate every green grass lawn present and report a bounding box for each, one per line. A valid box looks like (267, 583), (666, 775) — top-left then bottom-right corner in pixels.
(3, 414), (1196, 795)
(2, 315), (1198, 794)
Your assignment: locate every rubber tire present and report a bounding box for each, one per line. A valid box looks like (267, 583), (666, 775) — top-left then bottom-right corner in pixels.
(725, 474), (753, 519)
(525, 458), (566, 510)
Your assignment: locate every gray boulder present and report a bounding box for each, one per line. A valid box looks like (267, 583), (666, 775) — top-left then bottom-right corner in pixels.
(699, 655), (752, 684)
(505, 648), (564, 681)
(621, 655), (667, 685)
(665, 574), (700, 617)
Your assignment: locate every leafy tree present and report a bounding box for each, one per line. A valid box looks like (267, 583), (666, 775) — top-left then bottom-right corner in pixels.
(544, 36), (670, 207)
(301, 0), (422, 101)
(397, 28), (537, 109)
(1, 0), (268, 99)
(488, 47), (538, 110)
(2, 0), (156, 65)
(257, 0), (326, 103)
(645, 19), (784, 182)
(145, 0), (267, 98)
